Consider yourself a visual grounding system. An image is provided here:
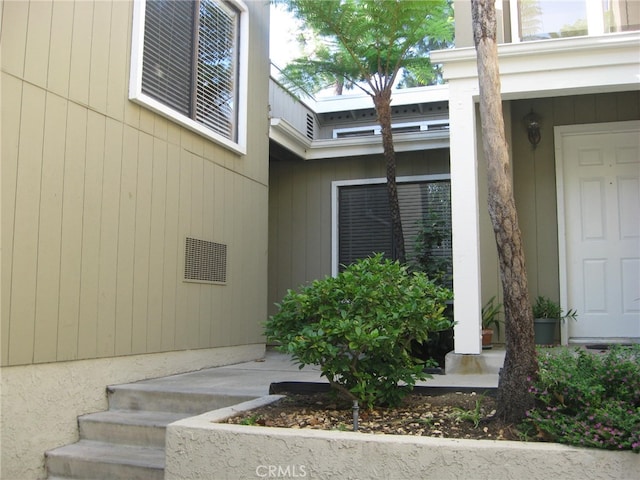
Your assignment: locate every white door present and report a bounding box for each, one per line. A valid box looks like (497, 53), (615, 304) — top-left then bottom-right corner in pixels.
(556, 121), (640, 343)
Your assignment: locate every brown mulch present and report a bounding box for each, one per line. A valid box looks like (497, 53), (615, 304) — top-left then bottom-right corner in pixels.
(226, 390), (526, 441)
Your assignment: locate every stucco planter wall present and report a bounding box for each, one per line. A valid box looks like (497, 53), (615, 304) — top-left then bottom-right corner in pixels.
(165, 396), (639, 480)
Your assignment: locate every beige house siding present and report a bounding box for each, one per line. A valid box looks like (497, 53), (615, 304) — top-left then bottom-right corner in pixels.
(268, 149), (450, 315)
(2, 0), (270, 477)
(2, 0), (269, 365)
(510, 91), (640, 304)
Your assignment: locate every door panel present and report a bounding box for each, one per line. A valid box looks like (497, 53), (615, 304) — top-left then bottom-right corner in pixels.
(559, 123), (640, 341)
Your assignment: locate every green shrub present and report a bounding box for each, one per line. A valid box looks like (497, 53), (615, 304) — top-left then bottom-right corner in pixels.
(524, 345), (640, 452)
(265, 254), (453, 408)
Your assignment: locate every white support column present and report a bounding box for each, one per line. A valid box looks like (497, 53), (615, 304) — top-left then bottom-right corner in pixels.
(448, 82), (482, 355)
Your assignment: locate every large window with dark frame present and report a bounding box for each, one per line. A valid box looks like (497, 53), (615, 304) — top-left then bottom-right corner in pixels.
(131, 0), (245, 148)
(337, 179), (452, 281)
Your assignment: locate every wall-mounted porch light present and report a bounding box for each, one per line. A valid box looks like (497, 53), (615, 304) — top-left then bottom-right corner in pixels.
(524, 110), (541, 149)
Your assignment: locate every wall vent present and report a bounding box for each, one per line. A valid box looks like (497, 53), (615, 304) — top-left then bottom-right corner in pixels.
(184, 237), (227, 284)
(306, 113), (314, 140)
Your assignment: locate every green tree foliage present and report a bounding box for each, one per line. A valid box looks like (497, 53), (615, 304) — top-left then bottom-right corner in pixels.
(265, 254), (453, 408)
(275, 0), (453, 264)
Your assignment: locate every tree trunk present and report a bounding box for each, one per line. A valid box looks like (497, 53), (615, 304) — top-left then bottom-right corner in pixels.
(471, 0), (538, 422)
(374, 88), (406, 264)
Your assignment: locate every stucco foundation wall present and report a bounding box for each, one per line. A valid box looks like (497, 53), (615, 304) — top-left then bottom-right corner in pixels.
(0, 343), (264, 480)
(166, 412), (640, 480)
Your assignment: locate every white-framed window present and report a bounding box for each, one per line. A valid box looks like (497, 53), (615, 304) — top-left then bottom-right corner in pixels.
(331, 175), (452, 277)
(130, 0), (249, 154)
(510, 0), (639, 42)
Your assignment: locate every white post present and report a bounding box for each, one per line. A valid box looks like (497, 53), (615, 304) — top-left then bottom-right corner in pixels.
(448, 82), (482, 355)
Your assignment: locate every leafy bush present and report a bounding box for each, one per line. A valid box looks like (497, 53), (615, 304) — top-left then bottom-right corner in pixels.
(532, 296), (577, 321)
(265, 254), (453, 408)
(524, 345), (640, 452)
(410, 214), (451, 289)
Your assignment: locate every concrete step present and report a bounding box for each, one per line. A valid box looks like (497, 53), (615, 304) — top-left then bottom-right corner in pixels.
(79, 409), (190, 448)
(445, 348), (505, 375)
(107, 383), (257, 414)
(45, 440), (164, 480)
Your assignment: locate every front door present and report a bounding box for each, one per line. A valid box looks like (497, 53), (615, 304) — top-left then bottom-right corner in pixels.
(556, 121), (640, 343)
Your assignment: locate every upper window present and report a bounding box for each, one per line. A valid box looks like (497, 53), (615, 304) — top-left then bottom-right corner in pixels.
(130, 0), (248, 154)
(512, 0), (639, 42)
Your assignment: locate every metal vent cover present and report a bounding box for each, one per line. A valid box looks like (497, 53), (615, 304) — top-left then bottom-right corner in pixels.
(184, 237), (227, 284)
(306, 113), (314, 140)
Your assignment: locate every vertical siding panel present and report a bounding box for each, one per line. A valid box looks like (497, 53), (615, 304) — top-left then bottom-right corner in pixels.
(1, 0), (29, 77)
(161, 144), (180, 350)
(291, 170), (307, 287)
(226, 172), (240, 345)
(77, 111), (106, 359)
(139, 109), (155, 136)
(57, 102), (87, 361)
(306, 170), (322, 279)
(96, 119), (123, 357)
(246, 184), (268, 343)
(147, 138), (167, 352)
(174, 151), (192, 349)
(320, 165), (335, 277)
(154, 116), (169, 141)
(232, 177), (248, 343)
(267, 161), (280, 318)
(276, 162), (293, 299)
(47, 0), (74, 98)
(187, 156), (204, 348)
(124, 103), (141, 131)
(114, 125), (138, 356)
(199, 160), (215, 348)
(615, 91), (639, 121)
(8, 83), (45, 365)
(218, 168), (234, 346)
(552, 94), (575, 126)
(1, 74), (23, 365)
(595, 94), (618, 123)
(106, 0), (130, 121)
(88, 0), (112, 114)
(532, 98), (558, 296)
(33, 93), (67, 363)
(23, 0), (52, 88)
(574, 94), (596, 124)
(131, 132), (153, 354)
(68, 0), (94, 105)
(210, 164), (226, 347)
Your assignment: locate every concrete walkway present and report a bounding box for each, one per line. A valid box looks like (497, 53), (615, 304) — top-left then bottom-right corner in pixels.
(131, 347), (504, 397)
(46, 347), (506, 478)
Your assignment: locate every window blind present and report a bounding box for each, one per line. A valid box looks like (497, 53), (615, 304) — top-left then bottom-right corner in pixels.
(338, 180), (452, 273)
(196, 0), (238, 139)
(140, 0), (239, 142)
(142, 0), (195, 117)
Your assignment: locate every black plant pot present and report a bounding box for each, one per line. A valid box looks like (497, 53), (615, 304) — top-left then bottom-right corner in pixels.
(534, 317), (558, 345)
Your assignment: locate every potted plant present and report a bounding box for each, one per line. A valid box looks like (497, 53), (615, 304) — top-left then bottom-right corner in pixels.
(481, 296), (502, 349)
(532, 296), (577, 345)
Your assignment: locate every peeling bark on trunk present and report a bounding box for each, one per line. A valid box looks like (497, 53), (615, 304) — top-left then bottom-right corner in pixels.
(471, 0), (537, 422)
(374, 88), (406, 264)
